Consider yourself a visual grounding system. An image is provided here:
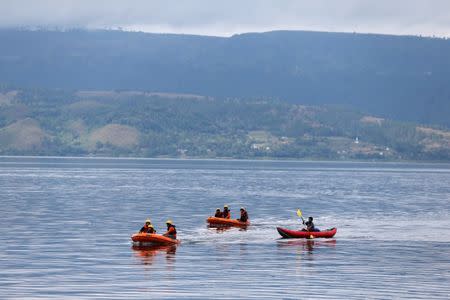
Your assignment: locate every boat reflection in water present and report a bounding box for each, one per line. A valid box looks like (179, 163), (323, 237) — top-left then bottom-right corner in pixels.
(207, 225), (248, 233)
(277, 239), (337, 254)
(131, 244), (177, 267)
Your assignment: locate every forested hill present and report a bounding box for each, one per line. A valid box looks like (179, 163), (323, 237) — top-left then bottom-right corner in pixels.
(0, 29), (450, 127)
(0, 88), (449, 161)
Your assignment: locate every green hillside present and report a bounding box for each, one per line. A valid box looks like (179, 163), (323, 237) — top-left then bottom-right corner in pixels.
(0, 29), (450, 127)
(0, 88), (449, 161)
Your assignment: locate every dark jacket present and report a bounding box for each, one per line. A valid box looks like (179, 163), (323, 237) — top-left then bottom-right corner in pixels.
(222, 209), (231, 219)
(239, 210), (248, 222)
(303, 220), (316, 231)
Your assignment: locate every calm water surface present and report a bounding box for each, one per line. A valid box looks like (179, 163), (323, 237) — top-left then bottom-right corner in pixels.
(0, 157), (449, 299)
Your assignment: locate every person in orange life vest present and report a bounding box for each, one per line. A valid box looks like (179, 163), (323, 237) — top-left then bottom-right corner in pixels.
(214, 208), (223, 218)
(163, 220), (177, 239)
(139, 219), (156, 233)
(238, 207), (248, 222)
(222, 205), (231, 219)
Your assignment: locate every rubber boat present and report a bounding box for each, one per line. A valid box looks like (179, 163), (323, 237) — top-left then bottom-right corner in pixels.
(131, 233), (180, 245)
(277, 227), (337, 239)
(206, 216), (249, 227)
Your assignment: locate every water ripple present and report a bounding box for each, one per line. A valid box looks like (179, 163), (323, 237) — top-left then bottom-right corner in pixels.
(0, 157), (449, 299)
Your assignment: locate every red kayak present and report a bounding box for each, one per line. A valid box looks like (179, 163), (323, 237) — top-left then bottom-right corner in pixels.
(131, 233), (180, 245)
(277, 227), (337, 239)
(206, 217), (249, 228)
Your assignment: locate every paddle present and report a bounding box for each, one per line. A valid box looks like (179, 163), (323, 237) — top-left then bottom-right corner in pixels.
(297, 209), (313, 238)
(296, 209), (305, 223)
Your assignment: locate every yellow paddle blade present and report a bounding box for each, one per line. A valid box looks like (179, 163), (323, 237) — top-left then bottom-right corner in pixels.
(296, 209), (303, 217)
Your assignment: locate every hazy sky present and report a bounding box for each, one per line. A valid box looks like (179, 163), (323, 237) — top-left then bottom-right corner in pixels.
(1, 0), (450, 37)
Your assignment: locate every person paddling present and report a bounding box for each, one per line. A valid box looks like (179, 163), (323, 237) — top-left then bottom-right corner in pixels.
(163, 220), (177, 239)
(214, 208), (223, 218)
(222, 205), (231, 219)
(139, 219), (156, 234)
(238, 207), (248, 222)
(302, 216), (319, 232)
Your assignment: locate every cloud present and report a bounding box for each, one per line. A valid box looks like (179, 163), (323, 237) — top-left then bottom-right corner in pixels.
(1, 0), (449, 37)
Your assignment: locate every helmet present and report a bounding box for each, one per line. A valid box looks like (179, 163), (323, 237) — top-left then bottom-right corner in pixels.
(149, 224), (154, 228)
(145, 219), (151, 224)
(240, 207), (245, 210)
(216, 208), (220, 211)
(166, 220), (173, 225)
(224, 205), (229, 209)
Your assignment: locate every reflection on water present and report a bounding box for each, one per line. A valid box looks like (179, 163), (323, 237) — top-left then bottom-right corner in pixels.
(132, 245), (177, 269)
(277, 239), (337, 254)
(207, 225), (248, 232)
(277, 239), (337, 265)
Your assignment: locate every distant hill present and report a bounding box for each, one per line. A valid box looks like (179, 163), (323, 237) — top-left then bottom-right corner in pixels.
(0, 88), (449, 161)
(0, 29), (449, 127)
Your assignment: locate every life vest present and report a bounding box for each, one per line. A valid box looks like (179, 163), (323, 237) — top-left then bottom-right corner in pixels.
(223, 209), (231, 219)
(166, 225), (177, 238)
(140, 225), (155, 233)
(215, 211), (223, 218)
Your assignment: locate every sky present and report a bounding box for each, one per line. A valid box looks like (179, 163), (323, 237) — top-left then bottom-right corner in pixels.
(1, 0), (450, 37)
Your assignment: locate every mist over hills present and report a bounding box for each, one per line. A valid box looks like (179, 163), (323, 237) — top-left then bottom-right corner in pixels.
(1, 29), (449, 127)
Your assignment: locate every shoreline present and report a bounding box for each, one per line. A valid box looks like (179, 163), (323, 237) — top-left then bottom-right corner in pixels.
(1, 154), (449, 167)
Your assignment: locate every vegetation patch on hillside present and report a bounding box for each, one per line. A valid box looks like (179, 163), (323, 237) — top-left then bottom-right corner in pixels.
(88, 124), (139, 150)
(0, 87), (449, 161)
(0, 118), (48, 151)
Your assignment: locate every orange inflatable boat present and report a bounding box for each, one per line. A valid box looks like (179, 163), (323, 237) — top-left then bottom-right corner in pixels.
(131, 233), (180, 245)
(206, 216), (250, 228)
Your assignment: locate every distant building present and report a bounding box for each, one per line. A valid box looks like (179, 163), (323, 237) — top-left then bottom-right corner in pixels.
(177, 149), (187, 155)
(251, 143), (265, 150)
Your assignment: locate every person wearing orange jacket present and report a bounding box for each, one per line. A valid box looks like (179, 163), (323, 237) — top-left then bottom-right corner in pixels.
(163, 220), (177, 239)
(139, 219), (156, 233)
(222, 205), (231, 219)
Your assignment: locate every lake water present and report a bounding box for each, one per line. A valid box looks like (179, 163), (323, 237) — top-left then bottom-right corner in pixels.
(0, 157), (449, 299)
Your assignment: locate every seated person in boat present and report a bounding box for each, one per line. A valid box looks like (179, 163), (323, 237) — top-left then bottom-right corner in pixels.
(222, 205), (231, 219)
(139, 219), (156, 233)
(302, 217), (320, 232)
(146, 224), (156, 233)
(237, 207), (248, 222)
(214, 208), (223, 218)
(163, 220), (177, 239)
